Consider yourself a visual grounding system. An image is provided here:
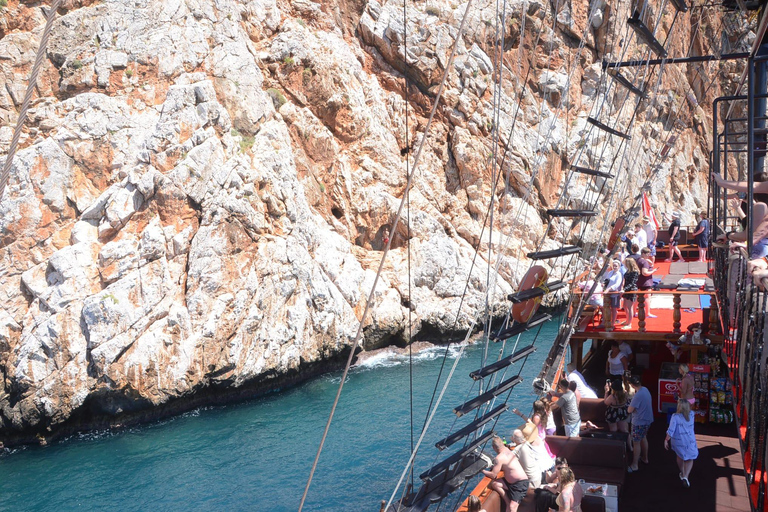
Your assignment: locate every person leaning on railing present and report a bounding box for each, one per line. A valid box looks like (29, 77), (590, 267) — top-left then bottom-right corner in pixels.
(712, 172), (768, 260)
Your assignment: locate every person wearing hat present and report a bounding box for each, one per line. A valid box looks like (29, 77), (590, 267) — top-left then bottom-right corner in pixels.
(510, 422), (553, 488)
(664, 211), (683, 262)
(642, 215), (658, 263)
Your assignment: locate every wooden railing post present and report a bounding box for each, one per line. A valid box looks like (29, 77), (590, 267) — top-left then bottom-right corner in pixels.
(638, 292), (647, 333)
(673, 293), (682, 333)
(603, 296), (613, 331)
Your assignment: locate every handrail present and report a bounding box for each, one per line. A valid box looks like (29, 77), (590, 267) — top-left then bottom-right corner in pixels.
(711, 245), (767, 512)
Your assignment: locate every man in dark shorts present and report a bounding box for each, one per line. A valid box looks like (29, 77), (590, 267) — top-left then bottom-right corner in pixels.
(484, 436), (530, 511)
(636, 247), (659, 319)
(627, 375), (654, 472)
(690, 211), (710, 262)
(665, 211), (683, 262)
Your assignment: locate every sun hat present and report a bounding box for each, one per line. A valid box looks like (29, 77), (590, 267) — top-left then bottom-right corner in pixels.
(520, 421), (540, 443)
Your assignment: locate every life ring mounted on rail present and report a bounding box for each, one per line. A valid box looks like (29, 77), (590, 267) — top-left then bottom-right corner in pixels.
(607, 218), (626, 251)
(512, 265), (548, 323)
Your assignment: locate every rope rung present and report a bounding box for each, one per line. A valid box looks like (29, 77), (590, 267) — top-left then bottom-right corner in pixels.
(507, 281), (566, 303)
(587, 117), (631, 139)
(434, 404), (508, 450)
(492, 313), (553, 340)
(452, 376), (523, 417)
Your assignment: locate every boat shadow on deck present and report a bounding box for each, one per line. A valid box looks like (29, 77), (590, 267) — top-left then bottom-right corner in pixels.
(620, 421), (750, 512)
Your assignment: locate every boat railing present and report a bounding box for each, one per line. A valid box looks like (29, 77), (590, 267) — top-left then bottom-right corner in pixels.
(710, 244), (767, 512)
(570, 289), (720, 334)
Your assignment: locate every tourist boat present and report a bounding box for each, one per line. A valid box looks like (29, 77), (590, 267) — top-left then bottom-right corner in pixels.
(369, 2), (768, 512)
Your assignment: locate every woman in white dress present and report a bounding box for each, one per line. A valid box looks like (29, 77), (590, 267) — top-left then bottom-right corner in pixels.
(665, 399), (699, 488)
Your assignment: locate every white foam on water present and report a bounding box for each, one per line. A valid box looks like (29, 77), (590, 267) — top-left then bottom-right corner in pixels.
(353, 343), (468, 371)
(63, 429), (118, 443)
(0, 446), (26, 457)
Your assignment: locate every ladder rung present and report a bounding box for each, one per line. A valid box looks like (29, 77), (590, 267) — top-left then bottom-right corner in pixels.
(421, 455), (489, 505)
(528, 245), (582, 260)
(435, 404), (508, 450)
(627, 12), (667, 57)
(470, 345), (536, 381)
(570, 165), (615, 179)
(606, 67), (647, 98)
(546, 209), (598, 218)
(420, 430), (496, 480)
(453, 376), (523, 417)
(507, 281), (566, 303)
(492, 313), (552, 340)
(587, 117), (631, 139)
(669, 0), (688, 11)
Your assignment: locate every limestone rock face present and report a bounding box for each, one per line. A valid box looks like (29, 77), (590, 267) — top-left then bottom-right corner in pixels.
(0, 0), (743, 439)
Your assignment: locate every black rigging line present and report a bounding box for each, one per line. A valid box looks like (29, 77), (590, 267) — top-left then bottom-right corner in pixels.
(402, 0), (415, 492)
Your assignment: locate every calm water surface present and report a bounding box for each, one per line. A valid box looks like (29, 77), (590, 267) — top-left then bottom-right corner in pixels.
(0, 321), (561, 511)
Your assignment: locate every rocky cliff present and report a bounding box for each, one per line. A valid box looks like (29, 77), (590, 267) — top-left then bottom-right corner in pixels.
(0, 0), (753, 442)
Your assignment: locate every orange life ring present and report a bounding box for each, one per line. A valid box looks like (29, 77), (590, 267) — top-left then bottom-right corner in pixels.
(512, 265), (548, 323)
(607, 218), (626, 251)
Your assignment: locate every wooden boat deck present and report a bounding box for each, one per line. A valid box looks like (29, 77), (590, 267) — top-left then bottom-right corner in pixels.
(574, 261), (715, 339)
(620, 421), (749, 512)
(460, 258), (758, 512)
(575, 258), (753, 511)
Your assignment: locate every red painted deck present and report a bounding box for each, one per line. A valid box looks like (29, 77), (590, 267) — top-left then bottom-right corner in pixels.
(581, 260), (715, 334)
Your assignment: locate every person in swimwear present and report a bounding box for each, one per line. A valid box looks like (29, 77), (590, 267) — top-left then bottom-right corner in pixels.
(677, 363), (695, 405)
(555, 466), (583, 512)
(483, 436), (530, 512)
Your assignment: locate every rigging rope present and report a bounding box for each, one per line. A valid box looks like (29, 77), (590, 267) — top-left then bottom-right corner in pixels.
(299, 0), (479, 508)
(0, 0), (63, 204)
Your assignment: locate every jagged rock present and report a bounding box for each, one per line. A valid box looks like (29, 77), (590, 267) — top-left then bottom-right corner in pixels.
(0, 0), (738, 440)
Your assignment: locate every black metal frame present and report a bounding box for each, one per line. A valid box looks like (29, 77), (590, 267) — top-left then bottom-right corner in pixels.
(710, 52), (768, 512)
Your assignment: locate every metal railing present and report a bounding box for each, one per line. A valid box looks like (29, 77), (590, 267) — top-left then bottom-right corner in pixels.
(710, 47), (768, 512)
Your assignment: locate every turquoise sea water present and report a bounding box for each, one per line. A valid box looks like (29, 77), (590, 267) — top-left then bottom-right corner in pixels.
(0, 321), (560, 512)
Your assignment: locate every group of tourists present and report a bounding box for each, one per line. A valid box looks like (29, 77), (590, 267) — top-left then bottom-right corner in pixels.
(481, 395), (586, 512)
(602, 350), (698, 482)
(577, 239), (659, 330)
(479, 363), (700, 512)
(472, 453), (581, 512)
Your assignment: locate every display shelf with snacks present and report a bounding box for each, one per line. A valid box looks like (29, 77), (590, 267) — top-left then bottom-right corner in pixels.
(690, 364), (710, 424)
(709, 377), (734, 424)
